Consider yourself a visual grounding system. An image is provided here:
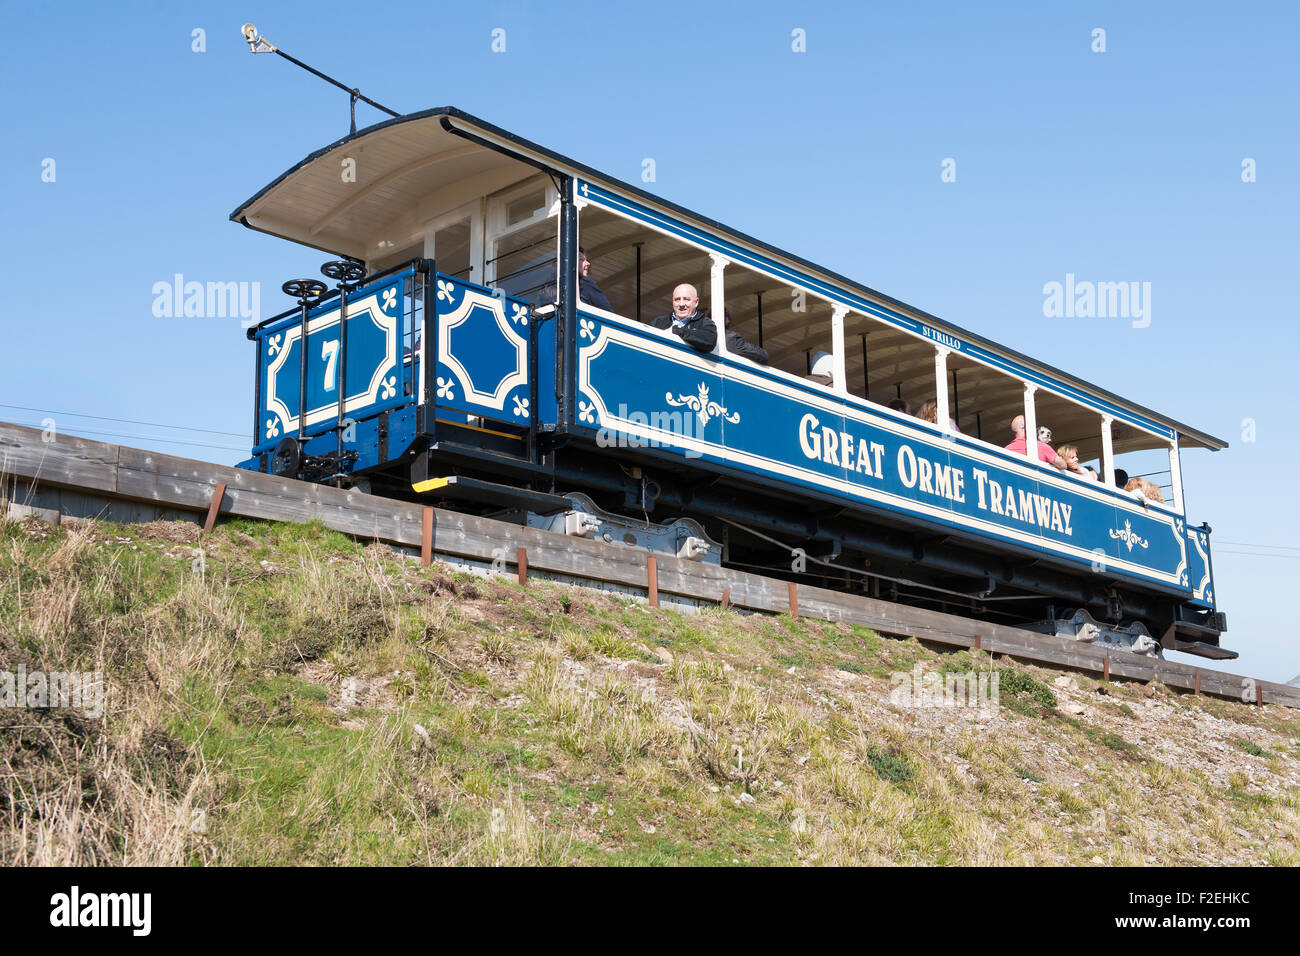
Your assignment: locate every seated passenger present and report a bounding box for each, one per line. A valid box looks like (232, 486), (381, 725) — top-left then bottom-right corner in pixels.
(1124, 476), (1165, 506)
(886, 398), (911, 415)
(536, 247), (611, 311)
(806, 350), (834, 387)
(916, 399), (961, 433)
(577, 247), (612, 311)
(651, 284), (717, 353)
(722, 309), (769, 364)
(1057, 444), (1096, 479)
(1004, 415), (1067, 470)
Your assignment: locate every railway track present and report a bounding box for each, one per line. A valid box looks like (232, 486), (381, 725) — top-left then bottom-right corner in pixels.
(2, 419), (1295, 708)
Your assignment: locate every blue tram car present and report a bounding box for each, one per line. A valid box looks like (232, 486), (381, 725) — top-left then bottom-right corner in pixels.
(234, 106), (1230, 659)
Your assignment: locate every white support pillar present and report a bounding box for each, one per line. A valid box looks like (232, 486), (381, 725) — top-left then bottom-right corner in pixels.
(1168, 437), (1185, 512)
(830, 304), (849, 396)
(469, 199), (486, 287)
(1100, 416), (1115, 486)
(934, 346), (951, 435)
(1022, 384), (1039, 464)
(709, 253), (729, 355)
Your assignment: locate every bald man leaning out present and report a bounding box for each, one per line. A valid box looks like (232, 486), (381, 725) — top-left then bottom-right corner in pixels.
(1004, 414), (1067, 470)
(650, 284), (717, 353)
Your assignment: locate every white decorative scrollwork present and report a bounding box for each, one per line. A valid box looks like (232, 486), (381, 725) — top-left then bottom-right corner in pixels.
(579, 318), (596, 340)
(510, 303), (529, 326)
(267, 333), (283, 357)
(436, 279), (455, 303)
(435, 376), (455, 400)
(665, 383), (740, 427)
(512, 395), (530, 418)
(1109, 519), (1149, 552)
(380, 376), (397, 400)
(578, 400), (596, 424)
(382, 287), (397, 312)
(265, 417), (280, 439)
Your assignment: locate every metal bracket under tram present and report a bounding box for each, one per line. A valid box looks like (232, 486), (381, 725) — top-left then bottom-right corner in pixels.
(1025, 607), (1162, 658)
(514, 492), (722, 565)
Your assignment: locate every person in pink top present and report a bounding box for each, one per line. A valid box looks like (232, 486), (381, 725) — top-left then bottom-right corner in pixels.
(1004, 415), (1068, 470)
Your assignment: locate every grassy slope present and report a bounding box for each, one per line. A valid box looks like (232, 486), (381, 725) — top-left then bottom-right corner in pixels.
(1, 514), (1297, 866)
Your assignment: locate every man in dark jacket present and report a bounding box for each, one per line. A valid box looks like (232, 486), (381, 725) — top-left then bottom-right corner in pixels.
(651, 284), (716, 353)
(723, 309), (769, 364)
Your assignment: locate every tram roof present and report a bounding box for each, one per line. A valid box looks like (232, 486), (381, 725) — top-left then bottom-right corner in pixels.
(231, 106), (1227, 452)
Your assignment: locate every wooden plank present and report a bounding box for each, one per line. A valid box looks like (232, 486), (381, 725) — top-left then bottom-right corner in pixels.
(12, 480), (200, 525)
(683, 566), (1300, 706)
(516, 546), (527, 586)
(654, 558), (782, 610)
(421, 508), (433, 566)
(0, 422), (119, 494)
(4, 500), (61, 525)
(115, 456), (426, 544)
(425, 509), (653, 588)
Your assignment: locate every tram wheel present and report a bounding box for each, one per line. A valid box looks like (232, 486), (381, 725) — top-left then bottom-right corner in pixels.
(271, 437), (302, 478)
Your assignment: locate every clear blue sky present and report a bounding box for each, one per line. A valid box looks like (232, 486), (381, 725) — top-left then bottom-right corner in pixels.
(4, 1), (1296, 681)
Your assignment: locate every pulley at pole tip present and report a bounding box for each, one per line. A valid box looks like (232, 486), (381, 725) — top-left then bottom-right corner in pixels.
(240, 23), (276, 54)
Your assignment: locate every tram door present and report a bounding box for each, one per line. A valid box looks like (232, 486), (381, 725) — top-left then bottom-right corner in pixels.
(427, 203), (537, 445)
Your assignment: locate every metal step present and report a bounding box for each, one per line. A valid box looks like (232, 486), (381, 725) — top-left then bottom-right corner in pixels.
(1169, 639), (1239, 661)
(1166, 616), (1235, 659)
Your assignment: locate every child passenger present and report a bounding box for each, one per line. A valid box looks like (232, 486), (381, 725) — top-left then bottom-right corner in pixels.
(1056, 444), (1096, 480)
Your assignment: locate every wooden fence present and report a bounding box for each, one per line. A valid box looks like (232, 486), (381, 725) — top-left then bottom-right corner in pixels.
(2, 420), (1295, 707)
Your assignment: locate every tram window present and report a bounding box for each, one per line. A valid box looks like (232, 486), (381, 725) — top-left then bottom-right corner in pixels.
(1029, 388), (1101, 478)
(856, 324), (962, 422)
(576, 204), (716, 330)
(505, 188), (548, 228)
(487, 177), (559, 303)
(937, 353), (1028, 448)
(756, 298), (833, 381)
(844, 311), (916, 408)
(372, 240), (423, 275)
(1107, 431), (1177, 506)
(489, 217), (558, 303)
(432, 218), (472, 280)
